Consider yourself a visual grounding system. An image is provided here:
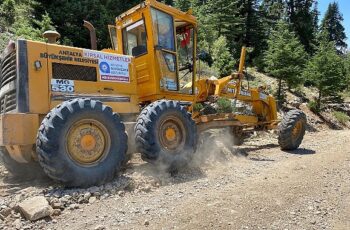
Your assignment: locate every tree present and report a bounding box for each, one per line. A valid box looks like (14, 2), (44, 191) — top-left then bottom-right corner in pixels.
(206, 0), (243, 53)
(239, 0), (267, 61)
(264, 20), (307, 102)
(212, 36), (236, 77)
(320, 2), (347, 53)
(0, 0), (16, 31)
(343, 52), (350, 90)
(0, 0), (55, 50)
(286, 0), (316, 54)
(303, 33), (346, 110)
(174, 0), (191, 11)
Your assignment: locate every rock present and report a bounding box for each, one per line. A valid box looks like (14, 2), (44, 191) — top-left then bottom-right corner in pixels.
(89, 197), (97, 204)
(93, 192), (101, 197)
(83, 192), (91, 201)
(89, 186), (100, 194)
(18, 196), (53, 221)
(15, 194), (25, 202)
(68, 204), (79, 210)
(0, 207), (12, 217)
(144, 220), (150, 226)
(117, 191), (125, 197)
(78, 196), (85, 204)
(51, 202), (64, 209)
(52, 209), (61, 216)
(94, 225), (106, 230)
(12, 218), (22, 229)
(11, 210), (21, 219)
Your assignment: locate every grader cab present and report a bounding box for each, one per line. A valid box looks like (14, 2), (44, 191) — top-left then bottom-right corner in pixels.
(0, 0), (306, 187)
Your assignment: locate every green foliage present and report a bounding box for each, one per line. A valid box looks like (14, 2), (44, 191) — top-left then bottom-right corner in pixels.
(174, 0), (191, 11)
(345, 53), (350, 88)
(217, 97), (233, 113)
(286, 0), (317, 54)
(332, 111), (349, 125)
(320, 2), (347, 53)
(264, 20), (307, 98)
(0, 0), (16, 29)
(193, 103), (204, 112)
(307, 100), (319, 113)
(0, 0), (55, 50)
(212, 36), (235, 77)
(303, 33), (347, 109)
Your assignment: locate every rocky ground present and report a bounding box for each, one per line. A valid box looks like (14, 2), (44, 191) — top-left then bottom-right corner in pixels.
(1, 128), (350, 230)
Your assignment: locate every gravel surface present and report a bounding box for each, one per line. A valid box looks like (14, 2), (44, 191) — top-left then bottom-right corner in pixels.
(1, 130), (350, 229)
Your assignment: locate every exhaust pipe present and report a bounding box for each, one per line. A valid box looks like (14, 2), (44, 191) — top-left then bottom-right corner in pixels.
(83, 20), (97, 50)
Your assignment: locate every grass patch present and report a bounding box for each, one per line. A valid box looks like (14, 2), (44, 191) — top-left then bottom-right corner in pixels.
(308, 100), (320, 113)
(332, 111), (350, 125)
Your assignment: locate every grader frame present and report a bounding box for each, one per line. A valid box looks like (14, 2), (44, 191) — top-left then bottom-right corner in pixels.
(0, 0), (306, 187)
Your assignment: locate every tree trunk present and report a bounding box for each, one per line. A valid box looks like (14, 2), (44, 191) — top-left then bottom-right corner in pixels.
(277, 78), (282, 108)
(317, 89), (322, 111)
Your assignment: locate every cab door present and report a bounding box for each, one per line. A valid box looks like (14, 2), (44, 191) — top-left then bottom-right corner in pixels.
(121, 18), (154, 97)
(150, 8), (179, 92)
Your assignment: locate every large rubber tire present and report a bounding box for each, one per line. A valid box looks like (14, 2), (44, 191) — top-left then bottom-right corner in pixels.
(36, 98), (127, 187)
(278, 110), (306, 150)
(135, 100), (197, 170)
(0, 147), (45, 180)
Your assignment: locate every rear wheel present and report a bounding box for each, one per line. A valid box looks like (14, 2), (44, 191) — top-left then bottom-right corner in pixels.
(278, 110), (306, 150)
(0, 147), (44, 179)
(135, 100), (197, 170)
(36, 98), (127, 187)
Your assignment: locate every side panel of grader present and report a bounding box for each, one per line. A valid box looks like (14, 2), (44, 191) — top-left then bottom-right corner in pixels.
(0, 39), (140, 164)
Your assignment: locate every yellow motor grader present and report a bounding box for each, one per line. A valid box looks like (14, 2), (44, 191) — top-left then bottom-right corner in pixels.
(0, 0), (306, 187)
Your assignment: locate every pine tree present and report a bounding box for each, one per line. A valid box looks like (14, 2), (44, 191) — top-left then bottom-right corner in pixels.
(206, 0), (243, 52)
(303, 32), (347, 109)
(239, 0), (268, 65)
(174, 0), (191, 11)
(320, 2), (347, 53)
(264, 20), (307, 101)
(261, 0), (285, 30)
(286, 0), (316, 54)
(212, 36), (236, 77)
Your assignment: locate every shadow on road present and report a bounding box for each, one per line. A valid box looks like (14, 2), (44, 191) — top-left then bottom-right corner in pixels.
(284, 148), (316, 155)
(235, 143), (279, 157)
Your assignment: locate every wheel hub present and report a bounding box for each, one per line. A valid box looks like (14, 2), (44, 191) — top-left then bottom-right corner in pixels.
(292, 120), (303, 139)
(165, 127), (177, 142)
(80, 134), (97, 151)
(66, 119), (110, 166)
(159, 116), (186, 153)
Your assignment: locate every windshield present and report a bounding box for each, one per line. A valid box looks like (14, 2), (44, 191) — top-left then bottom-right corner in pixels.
(177, 27), (194, 94)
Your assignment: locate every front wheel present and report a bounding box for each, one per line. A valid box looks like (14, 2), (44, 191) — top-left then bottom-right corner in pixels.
(278, 110), (306, 150)
(36, 98), (127, 187)
(135, 100), (197, 170)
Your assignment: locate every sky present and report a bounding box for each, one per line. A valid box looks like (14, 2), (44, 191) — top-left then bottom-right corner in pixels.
(318, 0), (349, 45)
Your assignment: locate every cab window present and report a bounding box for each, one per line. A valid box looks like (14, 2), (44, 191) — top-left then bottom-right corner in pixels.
(151, 8), (175, 51)
(122, 20), (147, 56)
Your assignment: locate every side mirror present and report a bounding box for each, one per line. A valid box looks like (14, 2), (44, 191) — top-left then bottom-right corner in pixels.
(198, 50), (213, 67)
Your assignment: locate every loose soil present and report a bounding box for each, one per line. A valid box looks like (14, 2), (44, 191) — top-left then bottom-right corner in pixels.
(1, 129), (350, 230)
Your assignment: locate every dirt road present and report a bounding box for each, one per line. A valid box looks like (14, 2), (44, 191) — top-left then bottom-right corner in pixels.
(1, 130), (350, 230)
